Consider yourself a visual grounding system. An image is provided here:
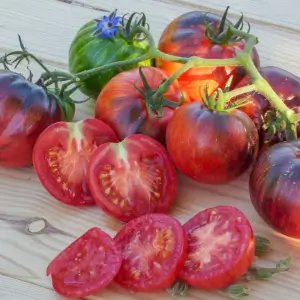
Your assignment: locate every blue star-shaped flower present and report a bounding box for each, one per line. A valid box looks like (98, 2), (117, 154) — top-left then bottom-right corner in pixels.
(93, 14), (121, 38)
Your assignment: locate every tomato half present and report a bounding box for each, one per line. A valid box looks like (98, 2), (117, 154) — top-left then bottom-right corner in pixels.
(47, 227), (122, 298)
(156, 10), (260, 101)
(95, 66), (189, 143)
(32, 118), (119, 206)
(114, 213), (188, 292)
(87, 134), (177, 222)
(232, 66), (300, 151)
(179, 206), (255, 289)
(166, 102), (259, 184)
(249, 141), (300, 239)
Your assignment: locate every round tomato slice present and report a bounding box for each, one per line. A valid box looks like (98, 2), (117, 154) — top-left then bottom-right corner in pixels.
(113, 213), (188, 292)
(32, 118), (118, 206)
(87, 134), (177, 222)
(47, 227), (122, 298)
(179, 206), (255, 289)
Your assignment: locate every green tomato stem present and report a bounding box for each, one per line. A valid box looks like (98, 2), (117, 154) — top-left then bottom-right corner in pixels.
(223, 83), (257, 102)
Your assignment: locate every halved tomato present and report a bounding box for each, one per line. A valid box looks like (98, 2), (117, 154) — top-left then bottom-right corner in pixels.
(179, 206), (255, 289)
(47, 227), (122, 298)
(114, 213), (188, 292)
(32, 118), (119, 206)
(87, 134), (177, 222)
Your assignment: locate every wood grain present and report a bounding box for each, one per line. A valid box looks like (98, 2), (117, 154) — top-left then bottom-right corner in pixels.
(1, 0), (300, 299)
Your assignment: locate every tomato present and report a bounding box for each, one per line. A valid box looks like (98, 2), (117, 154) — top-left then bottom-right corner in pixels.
(113, 213), (188, 292)
(232, 66), (300, 151)
(249, 140), (300, 239)
(179, 206), (255, 289)
(166, 102), (259, 184)
(47, 227), (122, 298)
(32, 118), (119, 206)
(156, 10), (260, 101)
(0, 70), (73, 168)
(68, 12), (152, 99)
(87, 134), (177, 222)
(95, 66), (189, 143)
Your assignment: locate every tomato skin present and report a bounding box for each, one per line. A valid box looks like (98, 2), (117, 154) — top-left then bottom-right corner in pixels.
(179, 206), (255, 289)
(32, 118), (119, 206)
(95, 66), (189, 144)
(166, 102), (259, 184)
(0, 70), (63, 168)
(47, 227), (122, 298)
(156, 11), (260, 101)
(68, 20), (152, 99)
(249, 141), (300, 239)
(233, 66), (300, 150)
(114, 213), (188, 292)
(87, 134), (177, 221)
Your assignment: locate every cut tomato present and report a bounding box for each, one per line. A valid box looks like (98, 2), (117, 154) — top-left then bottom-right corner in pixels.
(32, 118), (119, 206)
(179, 206), (255, 289)
(114, 213), (188, 292)
(87, 134), (177, 222)
(47, 227), (122, 298)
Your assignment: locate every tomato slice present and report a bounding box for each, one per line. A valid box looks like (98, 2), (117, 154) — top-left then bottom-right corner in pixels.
(87, 134), (177, 222)
(114, 213), (188, 292)
(32, 118), (118, 206)
(179, 206), (255, 289)
(47, 227), (122, 298)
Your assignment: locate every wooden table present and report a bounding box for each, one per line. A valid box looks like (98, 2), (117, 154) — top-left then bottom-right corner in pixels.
(1, 0), (300, 299)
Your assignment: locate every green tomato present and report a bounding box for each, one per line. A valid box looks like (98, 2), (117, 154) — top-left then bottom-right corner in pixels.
(68, 20), (153, 99)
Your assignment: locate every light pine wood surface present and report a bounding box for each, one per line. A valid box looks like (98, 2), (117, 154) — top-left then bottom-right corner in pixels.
(1, 0), (300, 299)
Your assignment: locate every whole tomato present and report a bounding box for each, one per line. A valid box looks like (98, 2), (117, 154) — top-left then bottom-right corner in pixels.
(249, 140), (300, 239)
(156, 9), (260, 101)
(95, 66), (189, 143)
(0, 70), (73, 168)
(166, 102), (259, 184)
(232, 66), (300, 151)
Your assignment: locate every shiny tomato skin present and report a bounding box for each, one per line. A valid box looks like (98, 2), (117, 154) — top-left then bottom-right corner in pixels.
(94, 66), (190, 144)
(47, 227), (122, 298)
(32, 118), (119, 206)
(166, 102), (259, 184)
(0, 70), (62, 168)
(114, 213), (188, 292)
(249, 141), (300, 239)
(156, 11), (260, 101)
(233, 66), (300, 149)
(87, 134), (177, 222)
(179, 206), (255, 289)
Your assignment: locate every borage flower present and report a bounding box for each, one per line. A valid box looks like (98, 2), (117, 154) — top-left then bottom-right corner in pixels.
(93, 12), (121, 39)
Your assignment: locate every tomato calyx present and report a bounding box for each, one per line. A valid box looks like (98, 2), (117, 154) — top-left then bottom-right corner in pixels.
(204, 6), (250, 45)
(134, 67), (183, 119)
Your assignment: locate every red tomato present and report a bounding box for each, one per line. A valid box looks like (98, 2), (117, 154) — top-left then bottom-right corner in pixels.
(179, 206), (255, 289)
(166, 102), (259, 184)
(156, 10), (260, 101)
(94, 66), (190, 144)
(114, 213), (188, 292)
(87, 134), (177, 222)
(32, 118), (118, 206)
(249, 141), (300, 239)
(0, 70), (63, 168)
(232, 66), (300, 151)
(47, 227), (122, 298)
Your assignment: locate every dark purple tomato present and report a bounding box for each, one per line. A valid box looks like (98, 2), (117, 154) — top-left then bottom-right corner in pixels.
(232, 66), (300, 151)
(0, 70), (63, 168)
(166, 102), (259, 184)
(249, 140), (300, 239)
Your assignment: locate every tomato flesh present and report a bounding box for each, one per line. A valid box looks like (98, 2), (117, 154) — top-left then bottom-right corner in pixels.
(33, 118), (118, 206)
(87, 134), (177, 222)
(179, 206), (255, 289)
(114, 213), (188, 292)
(47, 227), (122, 298)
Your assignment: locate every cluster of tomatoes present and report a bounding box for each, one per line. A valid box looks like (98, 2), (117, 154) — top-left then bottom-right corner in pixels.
(0, 7), (298, 299)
